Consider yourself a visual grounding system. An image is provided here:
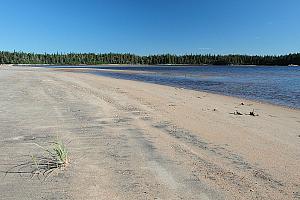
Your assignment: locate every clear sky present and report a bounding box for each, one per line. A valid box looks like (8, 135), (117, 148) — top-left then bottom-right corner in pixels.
(0, 0), (299, 55)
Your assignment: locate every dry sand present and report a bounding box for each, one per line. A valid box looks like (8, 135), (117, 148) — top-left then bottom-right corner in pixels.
(0, 66), (299, 199)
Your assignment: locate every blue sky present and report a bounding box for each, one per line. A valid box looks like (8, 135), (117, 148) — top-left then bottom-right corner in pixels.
(0, 0), (299, 55)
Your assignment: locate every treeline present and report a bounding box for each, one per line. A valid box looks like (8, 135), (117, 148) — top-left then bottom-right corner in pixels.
(0, 51), (299, 66)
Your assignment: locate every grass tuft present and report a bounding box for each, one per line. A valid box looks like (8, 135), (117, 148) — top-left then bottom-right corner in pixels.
(4, 140), (69, 180)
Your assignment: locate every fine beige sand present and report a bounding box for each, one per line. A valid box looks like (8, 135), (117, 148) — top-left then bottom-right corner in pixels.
(0, 66), (299, 199)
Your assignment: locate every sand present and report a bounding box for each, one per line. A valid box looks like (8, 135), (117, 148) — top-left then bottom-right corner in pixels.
(0, 66), (299, 199)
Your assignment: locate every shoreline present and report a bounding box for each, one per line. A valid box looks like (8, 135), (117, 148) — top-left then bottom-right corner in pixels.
(5, 64), (299, 110)
(9, 63), (298, 67)
(53, 67), (300, 111)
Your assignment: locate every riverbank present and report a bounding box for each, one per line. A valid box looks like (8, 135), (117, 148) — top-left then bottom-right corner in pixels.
(0, 66), (299, 199)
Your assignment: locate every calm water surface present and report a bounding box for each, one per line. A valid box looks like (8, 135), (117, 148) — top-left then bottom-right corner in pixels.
(50, 65), (300, 109)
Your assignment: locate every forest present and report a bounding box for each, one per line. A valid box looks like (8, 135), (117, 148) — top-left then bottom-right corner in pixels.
(0, 51), (299, 66)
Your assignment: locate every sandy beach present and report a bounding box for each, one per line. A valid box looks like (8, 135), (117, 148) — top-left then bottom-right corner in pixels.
(0, 66), (299, 199)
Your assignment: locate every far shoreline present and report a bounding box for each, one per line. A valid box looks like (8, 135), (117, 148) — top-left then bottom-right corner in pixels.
(4, 63), (299, 67)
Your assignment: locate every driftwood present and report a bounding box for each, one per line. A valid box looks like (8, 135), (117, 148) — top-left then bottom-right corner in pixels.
(230, 109), (259, 116)
(230, 110), (243, 115)
(248, 109), (259, 116)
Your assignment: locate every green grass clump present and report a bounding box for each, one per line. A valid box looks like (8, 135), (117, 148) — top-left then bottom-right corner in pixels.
(49, 141), (69, 167)
(5, 140), (69, 180)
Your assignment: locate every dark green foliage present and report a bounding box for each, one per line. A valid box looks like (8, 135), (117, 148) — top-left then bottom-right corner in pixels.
(0, 51), (299, 66)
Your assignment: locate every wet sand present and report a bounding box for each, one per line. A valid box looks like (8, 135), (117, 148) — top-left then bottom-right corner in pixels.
(0, 66), (299, 199)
